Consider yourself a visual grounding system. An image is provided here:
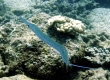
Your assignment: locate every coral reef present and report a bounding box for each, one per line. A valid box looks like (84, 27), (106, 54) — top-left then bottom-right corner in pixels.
(48, 15), (85, 35)
(0, 0), (110, 80)
(34, 0), (99, 23)
(84, 47), (110, 68)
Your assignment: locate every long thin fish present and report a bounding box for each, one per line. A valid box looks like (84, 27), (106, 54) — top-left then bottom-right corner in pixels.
(20, 16), (94, 69)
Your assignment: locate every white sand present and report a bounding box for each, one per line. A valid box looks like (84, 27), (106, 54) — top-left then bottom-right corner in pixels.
(3, 0), (36, 10)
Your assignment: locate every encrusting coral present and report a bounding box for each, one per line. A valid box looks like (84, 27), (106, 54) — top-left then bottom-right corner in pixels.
(48, 15), (85, 35)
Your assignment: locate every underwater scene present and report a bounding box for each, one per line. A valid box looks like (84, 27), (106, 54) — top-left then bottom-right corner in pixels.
(0, 0), (110, 80)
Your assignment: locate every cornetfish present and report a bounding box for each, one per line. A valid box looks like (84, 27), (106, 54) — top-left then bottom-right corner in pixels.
(20, 16), (94, 69)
